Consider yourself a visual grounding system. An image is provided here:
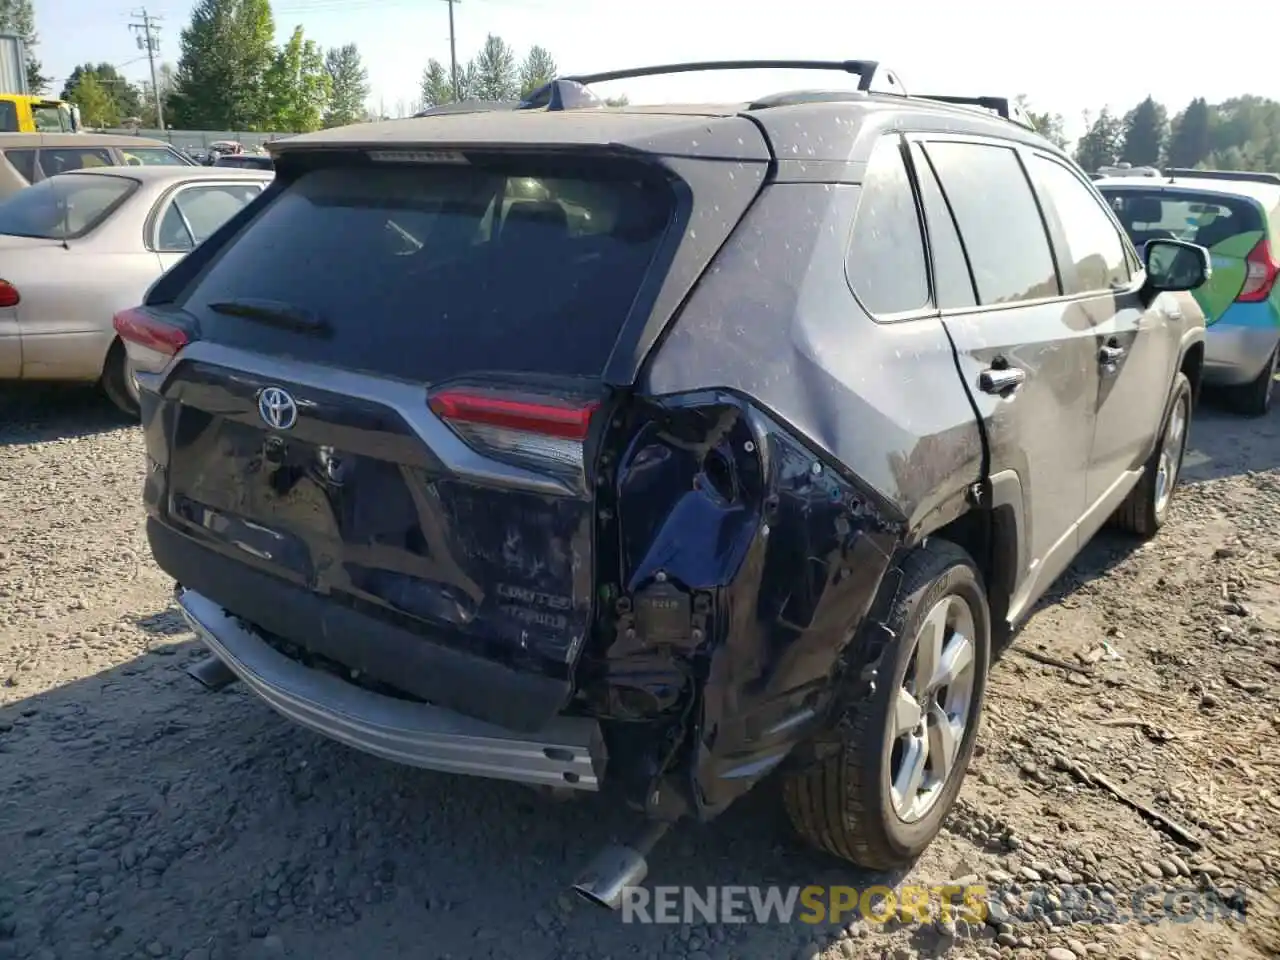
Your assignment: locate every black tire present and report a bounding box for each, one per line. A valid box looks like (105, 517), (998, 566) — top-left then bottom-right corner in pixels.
(100, 339), (140, 418)
(782, 539), (990, 870)
(1227, 345), (1277, 418)
(1111, 371), (1192, 539)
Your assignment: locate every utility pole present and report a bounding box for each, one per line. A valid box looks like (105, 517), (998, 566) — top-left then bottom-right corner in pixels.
(442, 0), (460, 100)
(128, 9), (164, 130)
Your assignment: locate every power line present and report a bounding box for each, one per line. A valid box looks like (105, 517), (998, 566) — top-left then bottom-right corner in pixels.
(127, 8), (165, 129)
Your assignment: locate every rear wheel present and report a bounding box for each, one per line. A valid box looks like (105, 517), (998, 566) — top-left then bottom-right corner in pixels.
(782, 539), (990, 870)
(101, 340), (140, 418)
(1227, 344), (1277, 418)
(1111, 372), (1191, 538)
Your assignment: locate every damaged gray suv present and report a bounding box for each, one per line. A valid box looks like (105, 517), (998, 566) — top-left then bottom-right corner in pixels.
(119, 60), (1210, 907)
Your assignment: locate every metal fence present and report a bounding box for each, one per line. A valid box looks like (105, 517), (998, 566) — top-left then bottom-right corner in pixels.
(98, 128), (298, 152)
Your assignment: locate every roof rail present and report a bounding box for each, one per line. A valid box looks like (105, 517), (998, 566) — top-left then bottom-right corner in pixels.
(520, 59), (905, 111)
(1165, 167), (1280, 186)
(913, 94), (1037, 132)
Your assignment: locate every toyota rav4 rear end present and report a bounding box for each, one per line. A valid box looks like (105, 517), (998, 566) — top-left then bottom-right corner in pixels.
(123, 101), (917, 901)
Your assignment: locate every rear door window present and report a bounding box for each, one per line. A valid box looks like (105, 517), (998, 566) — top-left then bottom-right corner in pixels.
(845, 137), (929, 316)
(3, 148), (36, 183)
(120, 146), (194, 167)
(38, 147), (113, 176)
(1031, 155), (1130, 294)
(923, 141), (1060, 305)
(155, 182), (264, 252)
(177, 161), (674, 383)
(909, 142), (977, 309)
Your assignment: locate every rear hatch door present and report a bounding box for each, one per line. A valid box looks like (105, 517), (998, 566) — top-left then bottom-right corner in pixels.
(1103, 185), (1270, 322)
(143, 130), (771, 714)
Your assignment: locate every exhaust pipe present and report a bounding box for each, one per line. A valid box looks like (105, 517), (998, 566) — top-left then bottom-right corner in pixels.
(571, 820), (672, 911)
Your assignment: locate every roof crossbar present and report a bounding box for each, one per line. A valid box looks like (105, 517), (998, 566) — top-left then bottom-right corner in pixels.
(1165, 168), (1280, 186)
(913, 94), (1037, 131)
(519, 59), (902, 111)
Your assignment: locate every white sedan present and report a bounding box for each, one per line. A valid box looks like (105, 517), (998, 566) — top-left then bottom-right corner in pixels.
(0, 165), (272, 414)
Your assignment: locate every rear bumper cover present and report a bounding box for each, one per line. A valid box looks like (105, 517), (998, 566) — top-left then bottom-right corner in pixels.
(147, 517), (570, 732)
(177, 587), (607, 790)
(1204, 318), (1280, 386)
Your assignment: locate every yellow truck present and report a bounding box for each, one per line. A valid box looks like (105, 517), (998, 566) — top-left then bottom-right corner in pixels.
(0, 93), (79, 133)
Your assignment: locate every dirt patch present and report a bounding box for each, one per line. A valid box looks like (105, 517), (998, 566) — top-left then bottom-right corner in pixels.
(1, 385), (1278, 960)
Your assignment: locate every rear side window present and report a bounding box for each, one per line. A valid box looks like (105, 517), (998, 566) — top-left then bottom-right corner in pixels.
(909, 143), (977, 310)
(155, 183), (263, 252)
(39, 147), (113, 176)
(846, 137), (929, 315)
(924, 141), (1060, 305)
(1032, 156), (1130, 294)
(121, 146), (192, 167)
(0, 101), (18, 132)
(178, 161), (674, 382)
(0, 173), (137, 239)
(1101, 188), (1266, 252)
(3, 148), (35, 183)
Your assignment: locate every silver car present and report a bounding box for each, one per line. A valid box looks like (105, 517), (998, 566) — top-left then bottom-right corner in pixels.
(0, 165), (271, 413)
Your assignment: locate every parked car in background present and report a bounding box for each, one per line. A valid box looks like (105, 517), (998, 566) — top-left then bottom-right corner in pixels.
(120, 60), (1209, 906)
(0, 132), (197, 201)
(0, 165), (271, 414)
(1099, 169), (1280, 415)
(213, 153), (273, 171)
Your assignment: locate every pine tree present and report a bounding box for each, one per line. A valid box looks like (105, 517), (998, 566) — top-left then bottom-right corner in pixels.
(1121, 96), (1168, 167)
(518, 45), (556, 98)
(420, 58), (455, 108)
(1074, 108), (1125, 173)
(323, 44), (369, 128)
(1167, 98), (1212, 169)
(469, 34), (517, 102)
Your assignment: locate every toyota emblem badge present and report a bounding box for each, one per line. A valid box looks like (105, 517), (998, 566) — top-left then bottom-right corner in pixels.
(258, 387), (298, 431)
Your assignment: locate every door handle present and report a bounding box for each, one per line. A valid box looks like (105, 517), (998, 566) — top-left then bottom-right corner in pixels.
(979, 366), (1026, 395)
(1099, 344), (1126, 364)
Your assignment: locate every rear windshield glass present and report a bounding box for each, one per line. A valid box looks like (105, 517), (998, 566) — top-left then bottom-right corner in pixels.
(0, 173), (136, 239)
(178, 161), (673, 382)
(1101, 188), (1265, 251)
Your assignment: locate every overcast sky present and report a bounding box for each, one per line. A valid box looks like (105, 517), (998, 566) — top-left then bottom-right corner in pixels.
(40, 0), (1280, 141)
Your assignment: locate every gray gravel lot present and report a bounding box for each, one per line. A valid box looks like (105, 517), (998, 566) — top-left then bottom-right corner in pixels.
(1, 383), (1279, 960)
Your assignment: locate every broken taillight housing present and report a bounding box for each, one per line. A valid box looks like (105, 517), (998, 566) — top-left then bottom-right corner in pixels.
(428, 386), (600, 480)
(112, 307), (191, 373)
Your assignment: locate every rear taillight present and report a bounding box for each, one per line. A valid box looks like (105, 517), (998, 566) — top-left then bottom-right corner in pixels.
(1238, 237), (1279, 303)
(0, 280), (19, 308)
(429, 386), (600, 480)
(112, 307), (190, 373)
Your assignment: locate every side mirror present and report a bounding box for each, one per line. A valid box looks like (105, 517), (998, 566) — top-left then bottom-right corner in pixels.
(1143, 238), (1211, 293)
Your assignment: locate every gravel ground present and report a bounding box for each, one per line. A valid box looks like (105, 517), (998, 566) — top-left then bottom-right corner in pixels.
(2, 382), (1279, 960)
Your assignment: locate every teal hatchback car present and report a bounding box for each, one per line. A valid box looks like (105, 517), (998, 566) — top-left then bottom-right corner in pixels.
(1099, 170), (1280, 416)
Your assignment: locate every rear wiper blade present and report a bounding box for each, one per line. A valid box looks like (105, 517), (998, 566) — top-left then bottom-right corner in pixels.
(206, 298), (331, 335)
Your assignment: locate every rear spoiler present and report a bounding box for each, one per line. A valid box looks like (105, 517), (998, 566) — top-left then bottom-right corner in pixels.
(1165, 168), (1280, 186)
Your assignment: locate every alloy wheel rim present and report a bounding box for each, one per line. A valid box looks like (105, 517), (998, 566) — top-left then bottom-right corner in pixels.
(1154, 393), (1188, 515)
(889, 595), (977, 823)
